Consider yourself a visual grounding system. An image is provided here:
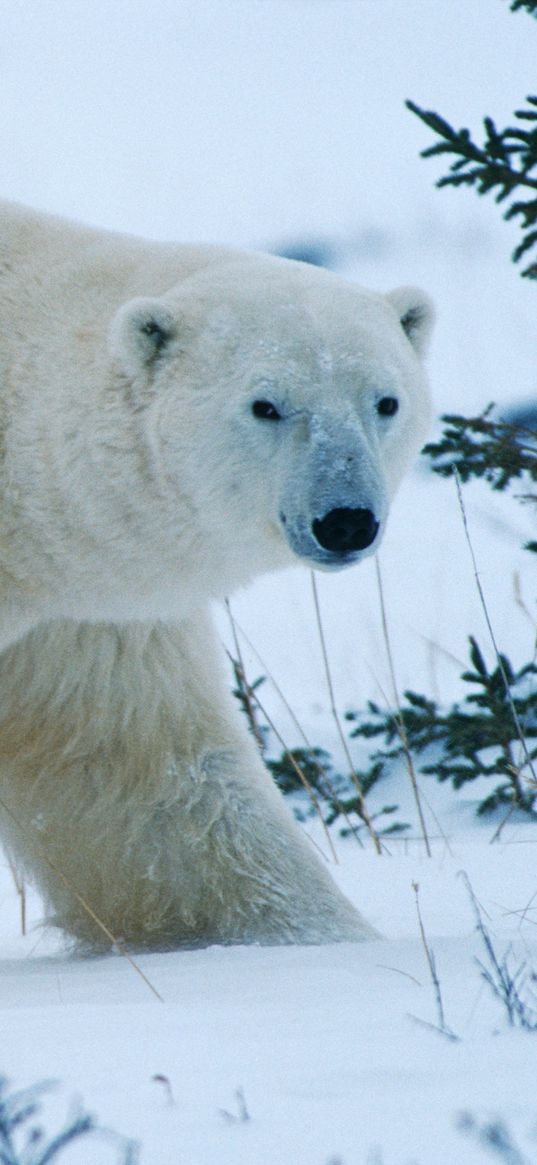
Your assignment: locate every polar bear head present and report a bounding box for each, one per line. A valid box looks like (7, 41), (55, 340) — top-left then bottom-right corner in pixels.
(109, 254), (433, 592)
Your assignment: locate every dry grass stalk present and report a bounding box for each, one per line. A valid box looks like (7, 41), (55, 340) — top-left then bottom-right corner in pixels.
(225, 605), (367, 848)
(6, 854), (26, 936)
(454, 470), (537, 789)
(0, 791), (164, 1002)
(310, 572), (382, 854)
(225, 599), (266, 752)
(374, 558), (432, 857)
(225, 599), (338, 860)
(364, 659), (452, 855)
(152, 1074), (175, 1106)
(248, 682), (339, 863)
(225, 608), (306, 742)
(513, 571), (536, 632)
(489, 799), (518, 845)
(219, 1087), (251, 1125)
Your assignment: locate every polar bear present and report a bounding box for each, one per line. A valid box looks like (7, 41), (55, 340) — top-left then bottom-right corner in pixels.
(0, 201), (433, 948)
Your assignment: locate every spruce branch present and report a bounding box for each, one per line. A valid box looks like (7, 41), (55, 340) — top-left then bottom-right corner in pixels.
(508, 0), (537, 13)
(423, 406), (537, 517)
(406, 96), (537, 276)
(348, 638), (537, 820)
(0, 1077), (138, 1165)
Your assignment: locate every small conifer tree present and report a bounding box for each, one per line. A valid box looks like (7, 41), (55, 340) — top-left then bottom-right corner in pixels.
(406, 0), (536, 529)
(407, 0), (537, 277)
(394, 0), (537, 818)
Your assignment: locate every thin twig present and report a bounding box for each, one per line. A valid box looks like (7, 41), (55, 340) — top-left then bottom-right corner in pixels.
(489, 799), (517, 845)
(460, 870), (537, 1030)
(0, 793), (163, 1002)
(376, 962), (422, 987)
(412, 881), (459, 1041)
(365, 660), (452, 855)
(225, 598), (338, 860)
(413, 882), (445, 1027)
(219, 1088), (251, 1125)
(225, 599), (266, 752)
(513, 571), (537, 631)
(375, 559), (431, 857)
(251, 684), (338, 863)
(310, 572), (382, 854)
(454, 469), (537, 790)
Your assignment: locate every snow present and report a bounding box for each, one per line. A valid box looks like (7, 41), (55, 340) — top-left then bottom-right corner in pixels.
(0, 1), (536, 1162)
(3, 835), (537, 1164)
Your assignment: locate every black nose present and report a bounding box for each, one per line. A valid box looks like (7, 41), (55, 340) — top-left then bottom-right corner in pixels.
(312, 507), (379, 554)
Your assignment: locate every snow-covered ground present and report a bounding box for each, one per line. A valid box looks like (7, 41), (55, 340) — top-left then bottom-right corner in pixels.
(0, 1), (536, 1161)
(2, 828), (537, 1165)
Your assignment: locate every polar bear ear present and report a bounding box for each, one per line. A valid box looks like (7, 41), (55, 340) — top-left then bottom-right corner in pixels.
(109, 297), (177, 380)
(385, 287), (435, 357)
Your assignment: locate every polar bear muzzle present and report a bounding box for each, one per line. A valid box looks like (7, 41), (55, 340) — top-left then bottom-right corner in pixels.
(312, 507), (379, 555)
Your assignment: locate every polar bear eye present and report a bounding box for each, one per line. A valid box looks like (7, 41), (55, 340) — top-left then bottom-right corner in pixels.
(377, 396), (399, 418)
(252, 400), (282, 421)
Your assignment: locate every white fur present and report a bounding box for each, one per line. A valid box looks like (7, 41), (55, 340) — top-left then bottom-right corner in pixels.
(0, 201), (433, 947)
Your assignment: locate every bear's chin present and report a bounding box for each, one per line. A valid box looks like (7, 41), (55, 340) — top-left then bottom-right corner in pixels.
(299, 552), (371, 573)
(286, 537), (382, 572)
